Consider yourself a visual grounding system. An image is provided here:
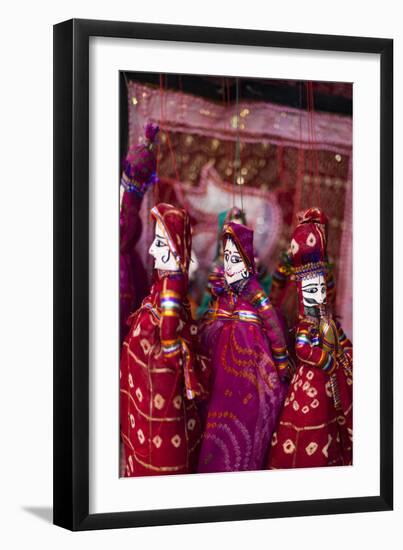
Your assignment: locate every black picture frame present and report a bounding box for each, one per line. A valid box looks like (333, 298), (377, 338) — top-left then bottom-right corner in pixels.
(53, 18), (393, 531)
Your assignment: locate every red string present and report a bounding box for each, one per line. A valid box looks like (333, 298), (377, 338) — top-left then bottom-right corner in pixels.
(294, 81), (304, 218)
(306, 85), (315, 206)
(309, 83), (321, 207)
(153, 74), (164, 202)
(306, 82), (321, 208)
(222, 78), (232, 188)
(305, 81), (319, 207)
(159, 73), (180, 184)
(310, 83), (315, 204)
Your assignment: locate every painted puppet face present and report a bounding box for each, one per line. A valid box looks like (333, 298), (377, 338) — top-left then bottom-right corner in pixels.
(149, 222), (180, 271)
(223, 238), (249, 285)
(301, 274), (327, 308)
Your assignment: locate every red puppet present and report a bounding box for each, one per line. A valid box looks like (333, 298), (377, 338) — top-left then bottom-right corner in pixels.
(270, 208), (337, 328)
(267, 208), (352, 469)
(120, 203), (209, 476)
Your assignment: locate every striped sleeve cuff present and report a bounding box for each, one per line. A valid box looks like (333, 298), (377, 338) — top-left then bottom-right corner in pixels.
(251, 290), (272, 313)
(161, 338), (181, 358)
(160, 290), (181, 318)
(272, 345), (289, 370)
(321, 352), (336, 374)
(295, 328), (310, 347)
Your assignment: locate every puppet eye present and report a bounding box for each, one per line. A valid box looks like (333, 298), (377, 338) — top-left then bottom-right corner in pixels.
(290, 238), (299, 254)
(303, 287), (318, 294)
(306, 233), (316, 247)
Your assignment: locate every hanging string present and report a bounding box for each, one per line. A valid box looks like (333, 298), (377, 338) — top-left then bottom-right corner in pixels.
(232, 78), (243, 211)
(223, 77), (233, 196)
(306, 82), (313, 206)
(238, 83), (244, 214)
(309, 83), (321, 207)
(159, 73), (180, 184)
(306, 81), (321, 208)
(307, 82), (314, 205)
(296, 80), (305, 213)
(153, 74), (165, 203)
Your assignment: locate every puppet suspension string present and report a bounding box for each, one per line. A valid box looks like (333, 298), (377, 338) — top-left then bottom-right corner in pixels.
(297, 81), (306, 212)
(310, 83), (321, 207)
(306, 82), (321, 207)
(159, 74), (180, 184)
(305, 81), (315, 206)
(232, 78), (243, 212)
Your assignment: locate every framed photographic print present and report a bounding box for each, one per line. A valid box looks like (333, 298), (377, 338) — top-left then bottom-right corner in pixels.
(53, 18), (393, 530)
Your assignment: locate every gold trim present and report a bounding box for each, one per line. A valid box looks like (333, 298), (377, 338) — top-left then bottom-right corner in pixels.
(125, 344), (176, 374)
(121, 432), (134, 451)
(132, 452), (186, 472)
(278, 403), (352, 433)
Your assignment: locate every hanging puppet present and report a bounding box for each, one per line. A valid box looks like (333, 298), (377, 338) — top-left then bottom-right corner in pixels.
(197, 206), (272, 319)
(267, 208), (353, 469)
(120, 203), (209, 477)
(197, 221), (291, 473)
(269, 208), (337, 328)
(120, 122), (159, 344)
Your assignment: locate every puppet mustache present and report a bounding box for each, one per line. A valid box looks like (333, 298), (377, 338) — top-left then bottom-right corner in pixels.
(303, 297), (326, 305)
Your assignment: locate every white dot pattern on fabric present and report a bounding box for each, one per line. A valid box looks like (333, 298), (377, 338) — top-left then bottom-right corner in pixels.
(153, 435), (162, 448)
(135, 387), (143, 402)
(171, 435), (181, 448)
(290, 238), (299, 254)
(154, 393), (165, 410)
(306, 232), (317, 247)
(283, 439), (295, 454)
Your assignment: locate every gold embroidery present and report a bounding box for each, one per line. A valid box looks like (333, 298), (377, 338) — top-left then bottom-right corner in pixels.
(133, 452), (186, 472)
(322, 434), (332, 457)
(125, 345), (176, 373)
(278, 417), (339, 432)
(121, 432), (134, 451)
